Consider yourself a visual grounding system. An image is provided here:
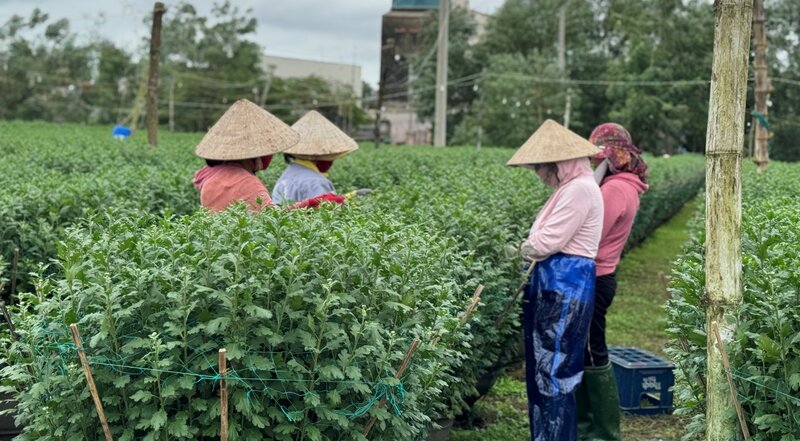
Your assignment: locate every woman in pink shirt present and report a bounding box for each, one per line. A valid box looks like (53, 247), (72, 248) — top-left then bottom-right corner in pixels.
(508, 120), (603, 441)
(577, 123), (648, 441)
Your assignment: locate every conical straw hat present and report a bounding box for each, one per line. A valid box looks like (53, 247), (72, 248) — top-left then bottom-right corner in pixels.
(195, 99), (300, 160)
(286, 110), (359, 161)
(506, 119), (601, 166)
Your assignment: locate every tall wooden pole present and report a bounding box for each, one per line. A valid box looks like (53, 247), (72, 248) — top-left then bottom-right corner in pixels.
(147, 2), (166, 146)
(752, 0), (770, 172)
(433, 0), (449, 147)
(704, 1), (752, 440)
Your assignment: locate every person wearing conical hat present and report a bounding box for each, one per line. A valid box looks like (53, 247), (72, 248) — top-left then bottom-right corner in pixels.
(507, 119), (603, 441)
(271, 110), (362, 205)
(192, 99), (299, 212)
(575, 123), (648, 441)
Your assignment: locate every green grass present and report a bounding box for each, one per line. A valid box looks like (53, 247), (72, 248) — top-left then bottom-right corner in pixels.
(451, 197), (701, 441)
(607, 197), (700, 356)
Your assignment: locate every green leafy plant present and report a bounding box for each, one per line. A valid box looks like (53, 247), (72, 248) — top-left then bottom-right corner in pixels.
(2, 206), (474, 440)
(666, 162), (800, 441)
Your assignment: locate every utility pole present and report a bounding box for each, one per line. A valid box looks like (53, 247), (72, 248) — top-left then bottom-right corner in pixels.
(259, 66), (275, 108)
(558, 5), (572, 129)
(753, 0), (770, 172)
(703, 1), (751, 440)
(146, 2), (166, 146)
(433, 0), (449, 147)
(374, 41), (392, 149)
(475, 80), (484, 149)
(168, 76), (175, 132)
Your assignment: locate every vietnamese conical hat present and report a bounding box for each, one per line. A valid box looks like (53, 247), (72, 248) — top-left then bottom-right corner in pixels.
(506, 119), (601, 166)
(195, 99), (300, 160)
(286, 110), (359, 161)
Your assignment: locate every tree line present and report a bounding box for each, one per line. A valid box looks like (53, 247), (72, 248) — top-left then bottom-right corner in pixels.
(0, 2), (368, 133)
(414, 0), (800, 160)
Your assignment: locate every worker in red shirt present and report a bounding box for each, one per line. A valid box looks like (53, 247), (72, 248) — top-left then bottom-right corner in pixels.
(192, 99), (344, 212)
(577, 122), (649, 441)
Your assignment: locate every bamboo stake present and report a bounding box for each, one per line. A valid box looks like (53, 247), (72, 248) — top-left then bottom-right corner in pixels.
(69, 324), (114, 441)
(493, 264), (536, 328)
(432, 285), (484, 345)
(461, 284), (484, 324)
(219, 348), (228, 441)
(363, 338), (421, 437)
(0, 301), (18, 341)
(10, 248), (19, 300)
(712, 322), (752, 440)
(704, 1), (751, 439)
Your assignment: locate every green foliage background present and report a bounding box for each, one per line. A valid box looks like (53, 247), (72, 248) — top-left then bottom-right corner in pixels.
(0, 121), (706, 439)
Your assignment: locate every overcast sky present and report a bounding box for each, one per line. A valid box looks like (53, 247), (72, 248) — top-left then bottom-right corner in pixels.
(0, 0), (505, 87)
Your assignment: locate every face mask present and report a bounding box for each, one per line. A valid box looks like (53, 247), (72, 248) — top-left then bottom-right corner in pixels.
(315, 160), (333, 173)
(533, 164), (560, 188)
(255, 155), (273, 171)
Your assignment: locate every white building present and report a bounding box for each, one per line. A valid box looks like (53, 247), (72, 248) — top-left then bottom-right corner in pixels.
(262, 55), (363, 104)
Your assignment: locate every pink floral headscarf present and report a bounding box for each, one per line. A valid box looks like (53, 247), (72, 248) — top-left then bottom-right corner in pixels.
(589, 123), (649, 183)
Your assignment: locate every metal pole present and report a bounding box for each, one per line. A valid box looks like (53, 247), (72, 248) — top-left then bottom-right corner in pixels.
(374, 42), (391, 149)
(433, 0), (449, 147)
(259, 66), (274, 107)
(558, 6), (572, 129)
(168, 76), (175, 132)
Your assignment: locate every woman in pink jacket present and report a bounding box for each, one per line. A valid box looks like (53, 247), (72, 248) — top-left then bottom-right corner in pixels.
(577, 123), (648, 441)
(508, 120), (604, 441)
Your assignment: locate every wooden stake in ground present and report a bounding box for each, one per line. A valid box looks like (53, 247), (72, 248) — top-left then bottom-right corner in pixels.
(219, 348), (228, 441)
(752, 0), (770, 172)
(712, 321), (752, 440)
(10, 247), (19, 300)
(703, 1), (751, 440)
(146, 2), (166, 146)
(69, 324), (114, 441)
(0, 301), (18, 341)
(363, 338), (421, 437)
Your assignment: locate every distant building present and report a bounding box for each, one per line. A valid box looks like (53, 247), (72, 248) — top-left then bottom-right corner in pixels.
(262, 55), (362, 104)
(379, 0), (488, 144)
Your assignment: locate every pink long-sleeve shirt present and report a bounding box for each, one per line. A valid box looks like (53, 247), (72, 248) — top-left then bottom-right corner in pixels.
(595, 172), (649, 276)
(193, 164), (273, 212)
(521, 158), (604, 262)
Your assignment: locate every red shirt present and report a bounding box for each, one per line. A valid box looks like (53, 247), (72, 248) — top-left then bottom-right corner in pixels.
(192, 164), (273, 212)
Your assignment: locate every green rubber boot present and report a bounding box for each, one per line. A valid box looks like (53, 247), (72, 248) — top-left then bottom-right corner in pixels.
(582, 363), (622, 441)
(576, 378), (592, 440)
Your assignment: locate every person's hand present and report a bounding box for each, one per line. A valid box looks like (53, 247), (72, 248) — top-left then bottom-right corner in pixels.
(346, 188), (373, 198)
(355, 188), (373, 196)
(504, 243), (520, 259)
(520, 241), (536, 262)
(287, 193), (346, 210)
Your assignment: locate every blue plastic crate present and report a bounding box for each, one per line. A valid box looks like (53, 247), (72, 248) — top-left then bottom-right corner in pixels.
(609, 347), (674, 415)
